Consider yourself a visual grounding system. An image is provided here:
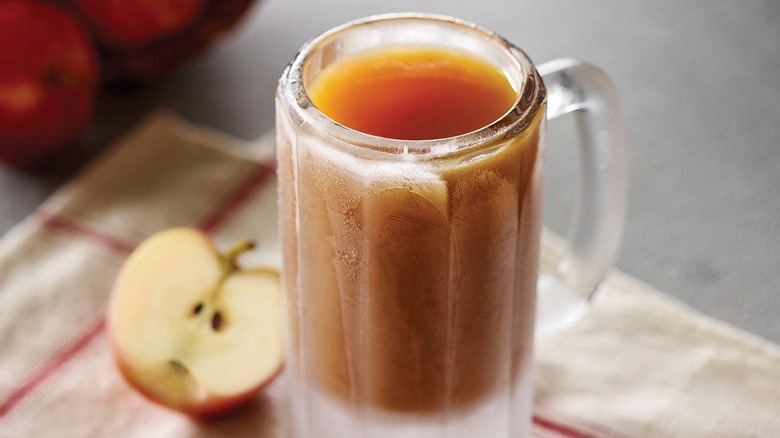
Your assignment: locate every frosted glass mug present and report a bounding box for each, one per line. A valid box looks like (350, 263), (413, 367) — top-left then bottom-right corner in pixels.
(276, 13), (626, 438)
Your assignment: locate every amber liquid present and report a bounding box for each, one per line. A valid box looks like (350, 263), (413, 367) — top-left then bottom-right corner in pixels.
(279, 46), (544, 416)
(308, 47), (518, 139)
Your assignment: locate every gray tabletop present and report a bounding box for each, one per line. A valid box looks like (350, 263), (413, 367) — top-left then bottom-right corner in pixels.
(1, 0), (778, 343)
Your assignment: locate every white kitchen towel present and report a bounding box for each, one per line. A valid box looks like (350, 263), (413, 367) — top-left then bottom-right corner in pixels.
(0, 113), (777, 438)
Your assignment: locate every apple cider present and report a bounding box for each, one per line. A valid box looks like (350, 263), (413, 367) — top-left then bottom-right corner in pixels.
(277, 16), (547, 437)
(306, 47), (518, 140)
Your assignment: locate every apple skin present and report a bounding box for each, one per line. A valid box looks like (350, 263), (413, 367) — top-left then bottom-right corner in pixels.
(107, 228), (284, 419)
(65, 0), (258, 84)
(111, 343), (284, 419)
(0, 0), (99, 168)
(68, 0), (207, 50)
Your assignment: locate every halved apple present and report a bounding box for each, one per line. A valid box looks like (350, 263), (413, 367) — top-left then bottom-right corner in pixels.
(108, 228), (284, 418)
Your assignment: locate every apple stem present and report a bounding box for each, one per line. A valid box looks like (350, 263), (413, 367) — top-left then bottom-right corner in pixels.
(197, 240), (257, 332)
(195, 239), (256, 332)
(224, 240), (256, 272)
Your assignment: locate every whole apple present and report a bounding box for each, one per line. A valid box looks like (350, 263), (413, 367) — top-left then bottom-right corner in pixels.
(0, 0), (99, 167)
(69, 0), (208, 49)
(67, 0), (258, 83)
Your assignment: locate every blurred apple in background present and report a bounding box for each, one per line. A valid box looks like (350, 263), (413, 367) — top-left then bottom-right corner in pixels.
(0, 0), (99, 168)
(0, 0), (258, 168)
(66, 0), (257, 84)
(68, 0), (208, 49)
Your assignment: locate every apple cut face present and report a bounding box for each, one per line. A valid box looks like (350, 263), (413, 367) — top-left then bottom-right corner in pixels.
(109, 228), (283, 416)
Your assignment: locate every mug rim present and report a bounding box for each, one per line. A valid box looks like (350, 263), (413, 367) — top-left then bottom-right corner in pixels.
(278, 12), (547, 157)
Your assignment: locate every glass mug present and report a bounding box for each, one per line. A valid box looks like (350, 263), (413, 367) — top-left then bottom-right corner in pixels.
(276, 13), (626, 438)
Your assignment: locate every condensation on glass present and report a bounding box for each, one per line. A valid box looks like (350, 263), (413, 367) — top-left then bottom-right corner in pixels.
(275, 13), (626, 438)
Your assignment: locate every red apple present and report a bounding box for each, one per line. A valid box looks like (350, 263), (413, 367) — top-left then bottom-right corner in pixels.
(66, 0), (258, 83)
(69, 0), (207, 49)
(0, 0), (99, 167)
(108, 228), (285, 418)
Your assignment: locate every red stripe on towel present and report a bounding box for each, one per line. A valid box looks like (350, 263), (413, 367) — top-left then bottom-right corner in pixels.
(533, 415), (598, 438)
(0, 319), (106, 418)
(197, 160), (276, 233)
(38, 211), (137, 254)
(535, 404), (627, 438)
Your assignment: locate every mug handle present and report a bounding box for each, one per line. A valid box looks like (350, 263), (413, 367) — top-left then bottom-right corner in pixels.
(535, 59), (628, 335)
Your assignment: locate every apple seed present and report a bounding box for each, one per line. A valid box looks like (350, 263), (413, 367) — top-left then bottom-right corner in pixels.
(211, 311), (224, 331)
(168, 359), (189, 377)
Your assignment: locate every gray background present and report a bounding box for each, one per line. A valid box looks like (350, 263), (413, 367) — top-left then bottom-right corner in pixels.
(1, 1), (778, 342)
